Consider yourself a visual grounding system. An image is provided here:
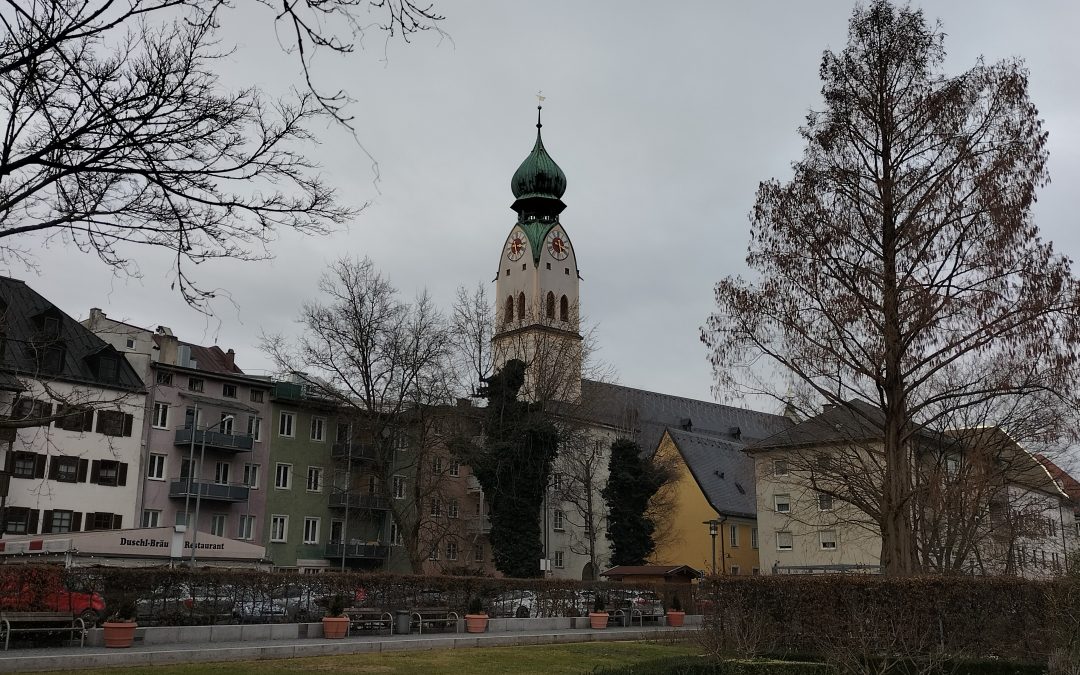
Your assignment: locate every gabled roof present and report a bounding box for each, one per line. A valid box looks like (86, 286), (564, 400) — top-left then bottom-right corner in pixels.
(1034, 454), (1080, 507)
(0, 277), (143, 392)
(748, 399), (945, 451)
(664, 428), (757, 519)
(601, 564), (700, 580)
(581, 380), (792, 455)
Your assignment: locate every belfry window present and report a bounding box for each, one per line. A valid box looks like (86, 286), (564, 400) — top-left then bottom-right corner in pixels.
(546, 292), (555, 319)
(517, 293), (525, 321)
(504, 296), (514, 323)
(560, 295), (569, 322)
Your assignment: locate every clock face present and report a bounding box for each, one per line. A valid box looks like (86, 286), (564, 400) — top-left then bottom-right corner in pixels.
(547, 229), (569, 261)
(506, 231), (526, 261)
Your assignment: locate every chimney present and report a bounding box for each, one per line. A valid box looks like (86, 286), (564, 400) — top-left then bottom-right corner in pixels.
(88, 307), (105, 328)
(225, 348), (235, 371)
(158, 334), (179, 365)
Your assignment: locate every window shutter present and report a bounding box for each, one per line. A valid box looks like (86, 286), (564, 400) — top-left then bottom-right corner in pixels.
(47, 457), (60, 480)
(117, 463), (128, 487)
(3, 451), (11, 473)
(72, 512), (82, 532)
(34, 454), (46, 479)
(77, 459), (88, 482)
(122, 414), (133, 437)
(84, 513), (95, 531)
(90, 460), (100, 484)
(27, 509), (39, 534)
(41, 511), (53, 534)
(111, 514), (122, 530)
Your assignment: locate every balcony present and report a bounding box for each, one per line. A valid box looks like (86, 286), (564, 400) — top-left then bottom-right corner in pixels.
(327, 493), (391, 511)
(174, 427), (253, 453)
(331, 442), (380, 463)
(467, 515), (492, 534)
(466, 475), (483, 493)
(169, 478), (250, 502)
(324, 542), (389, 560)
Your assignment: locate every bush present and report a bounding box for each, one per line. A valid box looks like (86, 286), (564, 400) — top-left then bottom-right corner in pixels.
(589, 657), (836, 675)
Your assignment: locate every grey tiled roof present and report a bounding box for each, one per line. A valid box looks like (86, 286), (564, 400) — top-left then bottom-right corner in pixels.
(666, 428), (758, 519)
(580, 379), (793, 454)
(748, 399), (942, 451)
(0, 276), (144, 392)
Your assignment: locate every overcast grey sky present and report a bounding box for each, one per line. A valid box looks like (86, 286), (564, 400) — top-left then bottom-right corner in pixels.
(17, 1), (1080, 409)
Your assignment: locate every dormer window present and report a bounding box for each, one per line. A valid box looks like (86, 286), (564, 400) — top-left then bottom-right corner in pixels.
(97, 356), (118, 382)
(43, 316), (60, 338)
(42, 346), (64, 372)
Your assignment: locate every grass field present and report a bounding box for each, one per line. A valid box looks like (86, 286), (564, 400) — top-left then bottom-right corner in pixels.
(40, 641), (702, 675)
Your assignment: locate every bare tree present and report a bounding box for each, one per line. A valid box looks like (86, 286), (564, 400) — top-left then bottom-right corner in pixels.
(0, 1), (442, 309)
(703, 0), (1080, 574)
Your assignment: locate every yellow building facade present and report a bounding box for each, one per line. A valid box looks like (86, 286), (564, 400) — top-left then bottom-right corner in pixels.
(649, 429), (762, 575)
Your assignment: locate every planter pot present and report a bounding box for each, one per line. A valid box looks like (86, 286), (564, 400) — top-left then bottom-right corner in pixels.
(588, 612), (609, 629)
(102, 621), (137, 648)
(322, 616), (350, 639)
(464, 613), (489, 633)
(666, 610), (685, 627)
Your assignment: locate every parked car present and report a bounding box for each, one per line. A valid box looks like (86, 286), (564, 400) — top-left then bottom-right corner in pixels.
(0, 573), (105, 626)
(490, 590), (537, 618)
(135, 583), (235, 625)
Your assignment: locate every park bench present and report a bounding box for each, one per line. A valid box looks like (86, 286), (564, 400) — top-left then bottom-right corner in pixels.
(345, 607), (393, 635)
(610, 605), (663, 627)
(0, 611), (87, 650)
(409, 607), (460, 634)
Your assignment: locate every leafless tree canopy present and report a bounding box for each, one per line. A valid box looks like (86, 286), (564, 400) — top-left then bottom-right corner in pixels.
(703, 1), (1080, 574)
(0, 1), (442, 309)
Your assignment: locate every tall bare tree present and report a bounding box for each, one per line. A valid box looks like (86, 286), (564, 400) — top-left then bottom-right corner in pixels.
(703, 0), (1080, 574)
(0, 1), (442, 309)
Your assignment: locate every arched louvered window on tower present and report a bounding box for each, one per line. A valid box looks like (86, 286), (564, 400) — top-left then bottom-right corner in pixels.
(505, 296), (514, 324)
(560, 295), (569, 322)
(517, 293), (526, 322)
(546, 292), (555, 319)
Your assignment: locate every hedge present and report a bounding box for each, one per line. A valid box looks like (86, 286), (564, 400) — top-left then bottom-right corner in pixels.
(587, 658), (1047, 675)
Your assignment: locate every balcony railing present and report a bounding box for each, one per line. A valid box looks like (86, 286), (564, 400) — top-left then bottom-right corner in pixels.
(467, 515), (492, 534)
(324, 542), (389, 560)
(466, 475), (482, 493)
(169, 478), (250, 502)
(174, 427), (253, 453)
(327, 493), (391, 511)
(330, 442), (380, 463)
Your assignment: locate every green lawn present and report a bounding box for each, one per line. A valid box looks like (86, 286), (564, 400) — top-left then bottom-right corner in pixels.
(43, 641), (701, 675)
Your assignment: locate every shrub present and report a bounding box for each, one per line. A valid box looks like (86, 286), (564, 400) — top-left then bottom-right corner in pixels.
(589, 657), (837, 675)
(593, 593), (606, 613)
(467, 595), (484, 615)
(670, 592), (683, 612)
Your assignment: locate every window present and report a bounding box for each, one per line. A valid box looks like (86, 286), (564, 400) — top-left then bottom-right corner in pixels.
(50, 456), (80, 483)
(329, 520), (344, 544)
(250, 389), (264, 403)
(820, 530), (837, 550)
(552, 473), (562, 491)
(238, 515), (255, 540)
(188, 377), (204, 392)
(152, 402), (169, 429)
(945, 456), (960, 482)
(446, 541), (458, 561)
(336, 422), (351, 443)
(12, 452), (42, 479)
(175, 512), (189, 527)
(560, 295), (569, 322)
(279, 412), (295, 437)
(270, 515), (288, 542)
(214, 462), (230, 485)
(730, 566), (741, 575)
(818, 494), (834, 511)
(48, 510), (74, 533)
(147, 454), (166, 480)
(243, 463), (260, 488)
(776, 531), (793, 551)
(390, 520), (403, 546)
(310, 416), (325, 442)
(546, 291), (555, 319)
(56, 405), (93, 432)
(13, 398), (51, 425)
(774, 494), (791, 514)
(473, 545), (484, 563)
(394, 433), (409, 452)
(125, 338), (135, 349)
(96, 410), (134, 437)
(431, 456), (443, 475)
(504, 296), (514, 323)
(3, 508), (32, 534)
(368, 475), (378, 495)
(156, 371), (173, 386)
(393, 475), (406, 499)
(448, 499), (459, 519)
(222, 383), (237, 399)
(729, 524), (739, 548)
(773, 460), (789, 476)
(448, 460), (460, 477)
(430, 498), (442, 518)
(517, 293), (525, 320)
(211, 514), (226, 537)
(303, 517), (320, 545)
(88, 512), (121, 530)
(142, 510), (161, 528)
(752, 568), (761, 575)
(247, 416), (262, 442)
(429, 547), (440, 561)
(91, 460), (126, 486)
(219, 413), (234, 435)
(275, 463), (292, 489)
(752, 527), (759, 549)
(553, 509), (565, 531)
(306, 466), (323, 492)
(554, 550), (564, 568)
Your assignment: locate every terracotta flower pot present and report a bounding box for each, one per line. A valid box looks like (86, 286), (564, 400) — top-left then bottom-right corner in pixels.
(588, 612), (609, 629)
(465, 613), (489, 633)
(666, 610), (685, 627)
(102, 621), (137, 648)
(322, 616), (350, 639)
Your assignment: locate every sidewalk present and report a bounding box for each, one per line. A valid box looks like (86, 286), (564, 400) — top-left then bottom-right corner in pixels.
(0, 623), (693, 673)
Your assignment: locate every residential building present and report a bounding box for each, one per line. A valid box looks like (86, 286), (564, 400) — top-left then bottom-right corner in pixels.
(0, 277), (146, 536)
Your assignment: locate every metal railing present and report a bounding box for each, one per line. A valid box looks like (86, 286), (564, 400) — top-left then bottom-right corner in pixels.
(169, 478), (250, 502)
(174, 427), (254, 452)
(324, 542), (390, 560)
(327, 493), (391, 511)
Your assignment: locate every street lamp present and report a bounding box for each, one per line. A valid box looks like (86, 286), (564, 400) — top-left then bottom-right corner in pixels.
(189, 414), (234, 565)
(704, 520), (719, 576)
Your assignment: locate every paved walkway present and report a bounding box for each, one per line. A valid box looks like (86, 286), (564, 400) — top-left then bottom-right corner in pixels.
(0, 624), (691, 672)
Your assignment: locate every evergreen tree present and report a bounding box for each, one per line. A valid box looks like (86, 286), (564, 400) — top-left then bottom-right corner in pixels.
(602, 438), (663, 566)
(468, 360), (558, 578)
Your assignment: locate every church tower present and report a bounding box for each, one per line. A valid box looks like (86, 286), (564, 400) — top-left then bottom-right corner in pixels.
(493, 108), (582, 402)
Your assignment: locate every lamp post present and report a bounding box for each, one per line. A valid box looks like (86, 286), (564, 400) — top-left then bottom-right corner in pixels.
(189, 414), (234, 566)
(704, 520), (718, 576)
